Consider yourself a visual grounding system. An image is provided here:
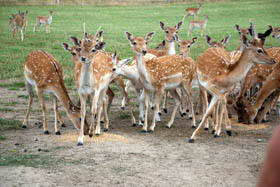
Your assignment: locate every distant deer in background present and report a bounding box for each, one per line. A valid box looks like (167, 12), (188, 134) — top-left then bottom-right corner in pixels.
(185, 3), (202, 20)
(188, 15), (209, 36)
(10, 10), (28, 41)
(33, 10), (53, 33)
(271, 25), (280, 41)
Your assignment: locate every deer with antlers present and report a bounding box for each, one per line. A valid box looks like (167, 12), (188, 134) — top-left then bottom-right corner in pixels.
(10, 10), (28, 41)
(125, 31), (197, 132)
(22, 50), (89, 135)
(188, 22), (275, 143)
(188, 15), (209, 36)
(185, 3), (203, 20)
(33, 10), (53, 33)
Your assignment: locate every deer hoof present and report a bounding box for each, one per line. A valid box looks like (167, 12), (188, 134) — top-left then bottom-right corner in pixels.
(77, 142), (83, 146)
(140, 130), (147, 133)
(61, 123), (66, 128)
(186, 109), (189, 113)
(104, 128), (108, 132)
(100, 120), (104, 124)
(204, 127), (209, 131)
(55, 131), (61, 135)
(212, 130), (216, 134)
(89, 134), (93, 138)
(226, 130), (232, 136)
(148, 129), (154, 133)
(188, 138), (195, 143)
(191, 125), (196, 129)
(22, 125), (27, 128)
(132, 123), (137, 127)
(163, 108), (167, 113)
(44, 131), (49, 135)
(214, 134), (220, 138)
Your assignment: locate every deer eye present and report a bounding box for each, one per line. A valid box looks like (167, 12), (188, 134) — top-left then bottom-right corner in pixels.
(71, 52), (76, 56)
(77, 47), (81, 52)
(91, 48), (96, 53)
(96, 39), (99, 42)
(257, 49), (263, 54)
(165, 31), (169, 34)
(187, 45), (191, 48)
(133, 42), (137, 45)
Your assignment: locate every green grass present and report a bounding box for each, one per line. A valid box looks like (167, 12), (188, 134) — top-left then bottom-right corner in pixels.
(0, 101), (18, 106)
(0, 154), (59, 168)
(0, 117), (23, 131)
(0, 107), (14, 112)
(0, 81), (25, 90)
(0, 136), (6, 141)
(0, 1), (280, 81)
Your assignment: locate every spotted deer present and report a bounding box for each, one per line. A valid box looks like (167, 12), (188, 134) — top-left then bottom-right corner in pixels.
(188, 15), (209, 36)
(185, 3), (203, 19)
(125, 31), (196, 132)
(11, 10), (28, 41)
(62, 33), (136, 126)
(33, 10), (53, 33)
(271, 25), (280, 41)
(23, 50), (89, 135)
(236, 47), (280, 124)
(188, 22), (275, 143)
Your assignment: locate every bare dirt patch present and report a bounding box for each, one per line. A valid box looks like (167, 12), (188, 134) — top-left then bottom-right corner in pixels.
(0, 87), (278, 187)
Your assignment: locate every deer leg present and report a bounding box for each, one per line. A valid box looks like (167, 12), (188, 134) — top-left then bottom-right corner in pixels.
(188, 25), (193, 36)
(20, 28), (24, 41)
(115, 79), (136, 126)
(52, 94), (65, 128)
(103, 97), (109, 132)
(162, 91), (168, 113)
(52, 95), (61, 135)
(121, 80), (131, 109)
(106, 87), (114, 114)
(77, 94), (87, 146)
(183, 83), (196, 128)
(96, 91), (105, 135)
(22, 82), (34, 128)
(166, 89), (180, 128)
(149, 88), (163, 132)
(201, 88), (210, 130)
(138, 89), (145, 126)
(37, 89), (48, 134)
(90, 91), (100, 136)
(189, 89), (219, 143)
(142, 89), (150, 133)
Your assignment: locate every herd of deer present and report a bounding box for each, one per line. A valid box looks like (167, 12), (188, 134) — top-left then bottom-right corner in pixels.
(11, 4), (280, 145)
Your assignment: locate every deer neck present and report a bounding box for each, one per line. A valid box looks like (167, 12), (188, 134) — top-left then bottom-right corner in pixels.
(79, 62), (94, 95)
(166, 40), (176, 55)
(135, 53), (152, 89)
(226, 50), (254, 85)
(48, 14), (53, 24)
(119, 64), (139, 84)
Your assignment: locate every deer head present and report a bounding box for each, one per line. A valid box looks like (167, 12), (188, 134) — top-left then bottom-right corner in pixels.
(206, 35), (231, 48)
(125, 31), (155, 55)
(160, 21), (183, 42)
(174, 34), (198, 57)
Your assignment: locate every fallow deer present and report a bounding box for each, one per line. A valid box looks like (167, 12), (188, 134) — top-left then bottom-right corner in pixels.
(236, 47), (280, 124)
(12, 10), (28, 41)
(185, 3), (203, 20)
(188, 15), (209, 36)
(271, 25), (280, 41)
(62, 33), (136, 126)
(33, 10), (53, 33)
(125, 31), (197, 132)
(23, 50), (89, 135)
(249, 25), (272, 45)
(188, 22), (275, 143)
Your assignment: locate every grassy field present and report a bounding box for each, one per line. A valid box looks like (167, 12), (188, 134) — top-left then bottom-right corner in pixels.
(0, 0), (280, 85)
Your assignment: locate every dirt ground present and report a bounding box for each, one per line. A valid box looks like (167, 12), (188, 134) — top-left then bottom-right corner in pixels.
(0, 86), (279, 187)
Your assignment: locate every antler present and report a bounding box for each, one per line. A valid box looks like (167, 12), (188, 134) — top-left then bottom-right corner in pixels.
(250, 21), (257, 39)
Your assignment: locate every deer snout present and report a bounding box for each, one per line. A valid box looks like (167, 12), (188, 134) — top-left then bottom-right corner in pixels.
(80, 56), (87, 62)
(142, 50), (147, 55)
(112, 68), (116, 72)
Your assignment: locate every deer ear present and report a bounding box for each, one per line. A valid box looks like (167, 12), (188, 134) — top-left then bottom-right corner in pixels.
(191, 36), (198, 44)
(175, 21), (183, 31)
(70, 36), (81, 47)
(221, 35), (231, 48)
(160, 21), (165, 31)
(119, 57), (132, 66)
(125, 31), (133, 42)
(96, 30), (104, 39)
(174, 34), (180, 43)
(96, 42), (107, 50)
(145, 32), (155, 43)
(263, 26), (273, 37)
(206, 35), (212, 46)
(235, 24), (240, 32)
(84, 32), (89, 39)
(62, 43), (71, 52)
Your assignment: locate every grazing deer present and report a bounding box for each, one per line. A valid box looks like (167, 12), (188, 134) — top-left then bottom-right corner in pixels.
(188, 22), (275, 143)
(12, 10), (28, 41)
(236, 47), (280, 124)
(185, 3), (203, 19)
(23, 50), (89, 135)
(271, 25), (280, 41)
(33, 10), (53, 33)
(62, 33), (136, 126)
(188, 15), (209, 36)
(125, 31), (196, 132)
